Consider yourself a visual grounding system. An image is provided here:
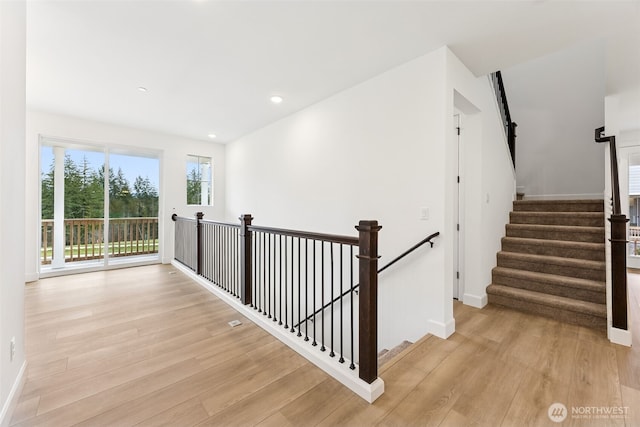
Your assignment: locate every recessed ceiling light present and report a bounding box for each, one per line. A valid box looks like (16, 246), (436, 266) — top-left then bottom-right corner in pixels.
(270, 95), (283, 104)
(207, 133), (217, 139)
(138, 86), (148, 92)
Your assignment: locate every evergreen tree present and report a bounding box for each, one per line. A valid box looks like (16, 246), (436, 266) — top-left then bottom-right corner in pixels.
(108, 168), (131, 218)
(41, 159), (55, 219)
(133, 176), (159, 217)
(187, 168), (202, 205)
(42, 157), (158, 219)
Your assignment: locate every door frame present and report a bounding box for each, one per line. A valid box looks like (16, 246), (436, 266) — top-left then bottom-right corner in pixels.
(38, 135), (163, 277)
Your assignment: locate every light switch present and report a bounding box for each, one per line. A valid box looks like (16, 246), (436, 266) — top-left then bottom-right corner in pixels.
(420, 207), (429, 220)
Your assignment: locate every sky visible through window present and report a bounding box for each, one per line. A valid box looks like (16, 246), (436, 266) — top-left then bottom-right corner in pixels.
(41, 147), (159, 191)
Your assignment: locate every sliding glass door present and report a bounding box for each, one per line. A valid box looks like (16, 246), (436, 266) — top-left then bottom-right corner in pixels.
(107, 153), (159, 263)
(40, 141), (160, 271)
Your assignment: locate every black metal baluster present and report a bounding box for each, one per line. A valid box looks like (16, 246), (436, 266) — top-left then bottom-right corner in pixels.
(225, 227), (229, 291)
(237, 228), (240, 297)
(232, 227), (237, 296)
(284, 236), (288, 329)
(209, 225), (213, 281)
(278, 235), (283, 325)
(217, 225), (221, 287)
(252, 230), (257, 309)
(312, 240), (317, 346)
(259, 232), (263, 313)
(222, 226), (226, 290)
(271, 234), (276, 322)
(321, 241), (325, 352)
(214, 225), (218, 285)
(272, 234), (277, 322)
(349, 244), (355, 370)
(262, 232), (266, 315)
(297, 237), (302, 337)
(304, 239), (309, 341)
(290, 236), (295, 333)
(267, 233), (271, 318)
(215, 225), (218, 285)
(330, 243), (335, 357)
(339, 244), (344, 363)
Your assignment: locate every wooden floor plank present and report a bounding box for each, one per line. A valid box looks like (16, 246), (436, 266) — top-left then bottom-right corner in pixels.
(12, 264), (639, 426)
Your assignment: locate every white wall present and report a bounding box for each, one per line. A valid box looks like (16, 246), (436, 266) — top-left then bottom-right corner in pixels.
(445, 50), (517, 311)
(0, 1), (27, 423)
(25, 111), (226, 279)
(503, 41), (606, 200)
(226, 46), (515, 349)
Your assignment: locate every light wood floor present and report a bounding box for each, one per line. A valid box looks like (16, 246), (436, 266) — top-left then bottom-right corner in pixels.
(10, 264), (640, 426)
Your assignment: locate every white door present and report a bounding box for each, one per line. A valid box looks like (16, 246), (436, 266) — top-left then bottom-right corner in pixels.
(453, 113), (463, 300)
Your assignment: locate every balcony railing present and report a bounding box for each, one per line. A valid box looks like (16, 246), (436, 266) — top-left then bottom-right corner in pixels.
(41, 217), (159, 264)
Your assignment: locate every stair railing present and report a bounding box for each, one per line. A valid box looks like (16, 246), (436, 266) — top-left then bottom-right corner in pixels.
(294, 232), (440, 329)
(595, 126), (628, 330)
(490, 71), (517, 168)
(172, 213), (384, 401)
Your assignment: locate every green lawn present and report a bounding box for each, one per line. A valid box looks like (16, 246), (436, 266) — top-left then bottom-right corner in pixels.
(41, 240), (159, 262)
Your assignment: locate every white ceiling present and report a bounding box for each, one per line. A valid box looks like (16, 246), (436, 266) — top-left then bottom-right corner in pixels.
(26, 0), (640, 143)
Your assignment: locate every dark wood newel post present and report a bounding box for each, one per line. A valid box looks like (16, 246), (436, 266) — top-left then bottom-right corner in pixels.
(596, 126), (629, 330)
(239, 214), (253, 305)
(610, 214), (628, 329)
(356, 220), (382, 384)
(195, 212), (204, 276)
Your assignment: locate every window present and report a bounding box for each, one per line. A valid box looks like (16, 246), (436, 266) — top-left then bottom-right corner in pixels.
(187, 155), (213, 206)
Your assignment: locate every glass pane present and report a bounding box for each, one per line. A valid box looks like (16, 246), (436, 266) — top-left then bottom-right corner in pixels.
(64, 149), (105, 264)
(630, 196), (640, 257)
(108, 153), (160, 259)
(187, 155), (212, 205)
(40, 146), (54, 265)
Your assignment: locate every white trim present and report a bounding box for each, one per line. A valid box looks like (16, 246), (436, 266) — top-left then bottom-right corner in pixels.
(608, 326), (632, 347)
(462, 292), (487, 308)
(0, 361), (27, 427)
(427, 317), (455, 339)
(522, 193), (604, 201)
(171, 260), (385, 403)
(24, 272), (39, 283)
(39, 258), (160, 279)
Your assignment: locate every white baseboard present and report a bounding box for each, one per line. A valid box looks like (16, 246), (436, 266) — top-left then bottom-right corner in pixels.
(462, 292), (487, 308)
(608, 326), (632, 347)
(522, 193), (604, 201)
(162, 257), (173, 264)
(24, 272), (39, 283)
(427, 317), (455, 339)
(0, 361), (27, 427)
(171, 261), (385, 403)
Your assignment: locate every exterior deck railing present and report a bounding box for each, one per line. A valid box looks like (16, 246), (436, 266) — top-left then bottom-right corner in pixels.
(41, 217), (159, 264)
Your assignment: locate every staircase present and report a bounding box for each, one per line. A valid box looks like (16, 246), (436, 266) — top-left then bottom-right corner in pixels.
(487, 199), (607, 330)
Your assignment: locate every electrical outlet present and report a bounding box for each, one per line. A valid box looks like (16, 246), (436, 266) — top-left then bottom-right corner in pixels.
(10, 337), (15, 362)
(228, 320), (242, 328)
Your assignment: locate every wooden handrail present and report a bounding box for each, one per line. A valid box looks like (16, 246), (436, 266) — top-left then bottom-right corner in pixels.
(491, 71), (517, 168)
(248, 224), (359, 246)
(172, 213), (384, 390)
